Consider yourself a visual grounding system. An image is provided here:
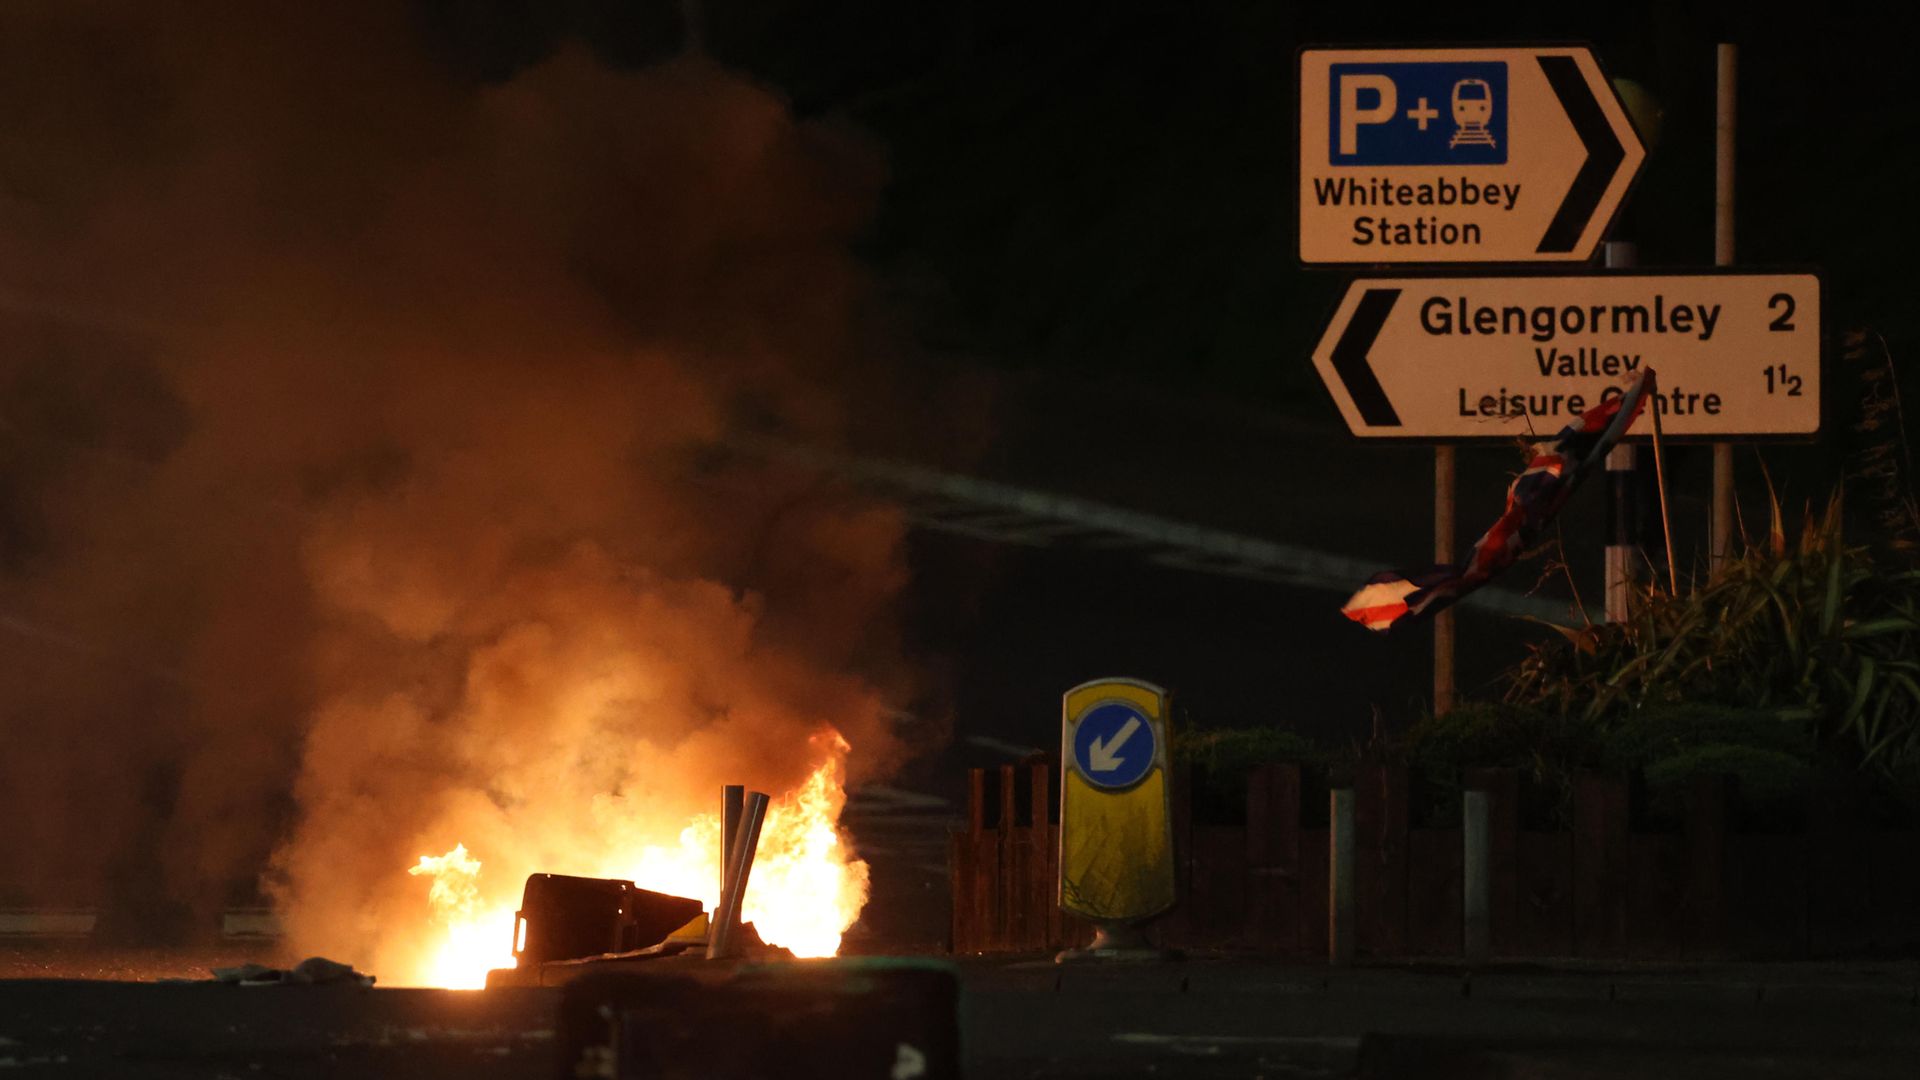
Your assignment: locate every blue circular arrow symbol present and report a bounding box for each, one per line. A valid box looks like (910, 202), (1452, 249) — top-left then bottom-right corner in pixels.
(1072, 702), (1157, 790)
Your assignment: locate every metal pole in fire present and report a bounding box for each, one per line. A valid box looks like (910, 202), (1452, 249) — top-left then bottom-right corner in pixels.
(1710, 44), (1738, 577)
(721, 784), (744, 937)
(708, 790), (769, 960)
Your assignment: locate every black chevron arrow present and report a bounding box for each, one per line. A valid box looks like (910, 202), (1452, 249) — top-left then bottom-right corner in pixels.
(1535, 54), (1625, 255)
(1330, 287), (1401, 427)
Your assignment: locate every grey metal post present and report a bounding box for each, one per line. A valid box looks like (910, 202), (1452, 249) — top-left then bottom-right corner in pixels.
(721, 784), (745, 938)
(1330, 788), (1355, 966)
(1603, 241), (1640, 621)
(1463, 790), (1490, 965)
(1711, 44), (1737, 577)
(708, 790), (769, 960)
(1434, 447), (1456, 714)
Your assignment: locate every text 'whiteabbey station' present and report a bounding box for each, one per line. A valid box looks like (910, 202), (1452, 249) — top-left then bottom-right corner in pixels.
(1312, 176), (1524, 248)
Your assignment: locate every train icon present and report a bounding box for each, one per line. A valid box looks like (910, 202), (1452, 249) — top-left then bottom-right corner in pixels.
(1326, 61), (1507, 165)
(1449, 79), (1497, 149)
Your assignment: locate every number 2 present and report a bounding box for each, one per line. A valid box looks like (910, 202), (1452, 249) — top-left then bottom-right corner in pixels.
(1768, 293), (1797, 332)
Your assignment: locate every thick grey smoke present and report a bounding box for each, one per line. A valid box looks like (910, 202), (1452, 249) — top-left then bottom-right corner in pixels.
(0, 2), (912, 962)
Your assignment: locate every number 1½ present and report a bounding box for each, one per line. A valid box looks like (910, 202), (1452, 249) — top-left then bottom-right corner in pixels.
(1765, 363), (1803, 396)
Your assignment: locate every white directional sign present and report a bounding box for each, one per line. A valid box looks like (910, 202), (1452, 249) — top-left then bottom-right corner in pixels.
(1299, 46), (1645, 264)
(1311, 272), (1821, 438)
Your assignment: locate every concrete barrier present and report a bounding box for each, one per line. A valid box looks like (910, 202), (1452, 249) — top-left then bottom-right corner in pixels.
(0, 909), (97, 938)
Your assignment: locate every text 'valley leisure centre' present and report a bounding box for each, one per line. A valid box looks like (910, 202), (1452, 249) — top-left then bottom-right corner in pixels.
(1416, 291), (1732, 421)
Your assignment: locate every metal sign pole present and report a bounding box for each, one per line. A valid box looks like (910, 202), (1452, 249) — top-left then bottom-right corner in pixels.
(1434, 446), (1456, 714)
(1711, 44), (1738, 577)
(1603, 241), (1639, 622)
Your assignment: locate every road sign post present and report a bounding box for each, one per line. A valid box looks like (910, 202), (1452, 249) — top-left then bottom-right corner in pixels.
(1603, 241), (1643, 621)
(1312, 271), (1821, 440)
(1712, 44), (1739, 578)
(1057, 677), (1176, 960)
(1434, 446), (1455, 714)
(1299, 46), (1645, 265)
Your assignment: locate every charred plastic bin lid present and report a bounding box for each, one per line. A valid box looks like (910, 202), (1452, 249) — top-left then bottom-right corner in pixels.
(515, 874), (704, 966)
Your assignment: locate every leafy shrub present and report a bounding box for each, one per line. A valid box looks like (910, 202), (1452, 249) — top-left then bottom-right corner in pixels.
(1397, 703), (1599, 826)
(1174, 726), (1320, 773)
(1504, 495), (1920, 790)
(1173, 726), (1324, 823)
(1642, 743), (1808, 822)
(1598, 703), (1811, 774)
(1403, 702), (1565, 774)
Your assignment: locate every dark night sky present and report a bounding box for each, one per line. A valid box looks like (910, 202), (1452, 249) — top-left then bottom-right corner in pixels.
(407, 0), (1918, 748)
(421, 1), (1917, 404)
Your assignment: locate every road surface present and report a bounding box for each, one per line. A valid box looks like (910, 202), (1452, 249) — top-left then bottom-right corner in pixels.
(3, 953), (1914, 1077)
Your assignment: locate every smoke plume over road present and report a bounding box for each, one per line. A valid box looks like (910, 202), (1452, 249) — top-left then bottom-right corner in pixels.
(0, 3), (913, 970)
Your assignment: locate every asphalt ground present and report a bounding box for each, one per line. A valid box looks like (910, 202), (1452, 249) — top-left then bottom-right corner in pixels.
(3, 952), (1915, 1078)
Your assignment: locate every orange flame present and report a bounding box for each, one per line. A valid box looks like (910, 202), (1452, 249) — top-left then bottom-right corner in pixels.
(406, 741), (866, 988)
(408, 844), (515, 990)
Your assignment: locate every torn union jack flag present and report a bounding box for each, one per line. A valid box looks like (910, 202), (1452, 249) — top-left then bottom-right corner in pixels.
(1342, 370), (1654, 632)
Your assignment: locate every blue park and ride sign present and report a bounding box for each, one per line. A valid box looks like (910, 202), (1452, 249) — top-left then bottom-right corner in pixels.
(1328, 62), (1509, 166)
(1299, 46), (1644, 264)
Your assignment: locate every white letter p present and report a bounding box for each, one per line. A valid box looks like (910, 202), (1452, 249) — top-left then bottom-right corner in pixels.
(1338, 74), (1397, 155)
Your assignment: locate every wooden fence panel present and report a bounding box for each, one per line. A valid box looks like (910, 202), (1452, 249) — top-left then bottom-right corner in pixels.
(1166, 762), (1195, 946)
(1867, 833), (1920, 952)
(969, 768), (986, 833)
(950, 765), (1920, 959)
(968, 829), (999, 952)
(1728, 835), (1807, 958)
(1684, 775), (1730, 957)
(1808, 794), (1873, 957)
(1039, 823), (1058, 952)
(1406, 828), (1462, 956)
(1026, 764), (1052, 952)
(1514, 831), (1573, 956)
(1810, 832), (1873, 957)
(1246, 764), (1302, 953)
(1573, 772), (1629, 957)
(1299, 827), (1329, 960)
(997, 766), (1022, 950)
(956, 769), (991, 952)
(1626, 834), (1686, 959)
(1188, 826), (1249, 945)
(948, 831), (972, 952)
(1355, 764), (1409, 956)
(1006, 825), (1035, 952)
